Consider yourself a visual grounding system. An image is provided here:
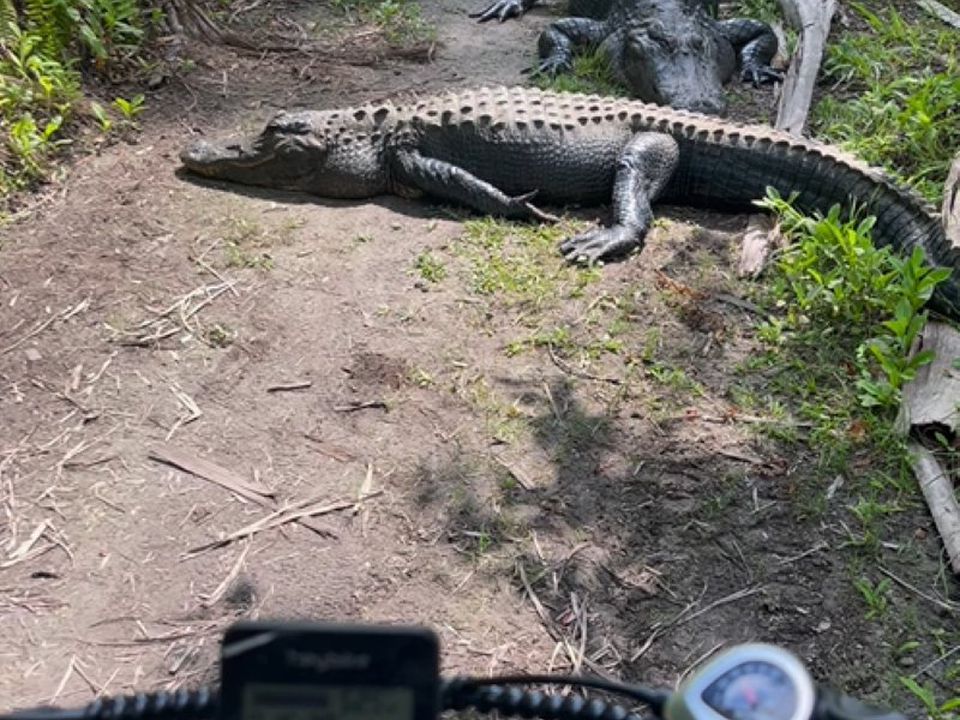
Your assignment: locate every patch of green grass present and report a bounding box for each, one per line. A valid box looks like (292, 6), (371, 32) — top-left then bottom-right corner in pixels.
(646, 362), (705, 396)
(221, 218), (276, 270)
(732, 0), (780, 23)
(900, 678), (960, 720)
(456, 217), (601, 309)
(459, 375), (530, 445)
(853, 576), (891, 620)
(531, 47), (628, 98)
(811, 3), (960, 202)
(413, 250), (447, 283)
(330, 0), (434, 44)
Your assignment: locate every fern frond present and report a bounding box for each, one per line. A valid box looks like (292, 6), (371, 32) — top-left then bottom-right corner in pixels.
(0, 0), (21, 46)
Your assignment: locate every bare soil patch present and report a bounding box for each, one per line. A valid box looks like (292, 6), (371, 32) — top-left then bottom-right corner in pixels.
(1, 0), (957, 716)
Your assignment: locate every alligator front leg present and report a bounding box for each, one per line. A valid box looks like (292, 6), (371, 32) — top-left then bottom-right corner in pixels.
(560, 133), (679, 263)
(719, 18), (783, 86)
(536, 17), (608, 75)
(391, 150), (555, 221)
(470, 0), (539, 22)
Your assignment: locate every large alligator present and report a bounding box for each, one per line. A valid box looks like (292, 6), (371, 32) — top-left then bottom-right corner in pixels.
(472, 0), (779, 116)
(180, 86), (960, 318)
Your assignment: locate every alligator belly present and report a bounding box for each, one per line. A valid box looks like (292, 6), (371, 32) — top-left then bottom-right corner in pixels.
(417, 126), (627, 205)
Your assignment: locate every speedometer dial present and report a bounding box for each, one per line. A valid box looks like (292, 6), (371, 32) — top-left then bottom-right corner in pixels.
(701, 661), (798, 720)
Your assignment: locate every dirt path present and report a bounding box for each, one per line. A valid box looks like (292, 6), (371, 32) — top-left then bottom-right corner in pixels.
(0, 0), (955, 714)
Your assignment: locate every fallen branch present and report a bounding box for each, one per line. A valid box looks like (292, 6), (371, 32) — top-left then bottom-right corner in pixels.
(943, 150), (960, 249)
(917, 0), (960, 28)
(906, 443), (960, 575)
(774, 0), (836, 135)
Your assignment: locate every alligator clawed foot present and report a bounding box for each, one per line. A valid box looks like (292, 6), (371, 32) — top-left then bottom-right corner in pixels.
(741, 64), (784, 87)
(533, 57), (573, 76)
(506, 190), (558, 223)
(470, 0), (525, 22)
(560, 226), (640, 264)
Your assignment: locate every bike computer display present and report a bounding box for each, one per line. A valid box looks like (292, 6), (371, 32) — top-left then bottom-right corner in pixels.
(220, 622), (440, 720)
(665, 644), (816, 720)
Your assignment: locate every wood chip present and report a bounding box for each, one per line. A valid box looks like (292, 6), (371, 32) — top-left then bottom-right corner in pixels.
(895, 322), (960, 434)
(149, 444), (275, 501)
(738, 214), (785, 278)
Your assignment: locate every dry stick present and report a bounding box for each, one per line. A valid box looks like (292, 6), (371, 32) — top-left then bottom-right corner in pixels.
(149, 444), (274, 500)
(906, 443), (960, 575)
(333, 400), (388, 412)
(199, 540), (251, 608)
(2, 298), (90, 355)
(878, 566), (958, 614)
(185, 491), (383, 557)
(266, 381), (313, 393)
(630, 585), (761, 661)
(546, 343), (622, 385)
(516, 562), (610, 677)
(48, 656), (77, 704)
(148, 445), (334, 541)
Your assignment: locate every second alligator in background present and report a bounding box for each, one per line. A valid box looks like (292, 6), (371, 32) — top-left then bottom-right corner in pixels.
(471, 0), (781, 115)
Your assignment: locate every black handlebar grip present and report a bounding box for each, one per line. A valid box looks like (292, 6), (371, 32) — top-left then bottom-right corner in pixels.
(815, 686), (909, 720)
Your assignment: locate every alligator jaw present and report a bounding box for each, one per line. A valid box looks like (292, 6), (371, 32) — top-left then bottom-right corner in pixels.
(179, 138), (278, 180)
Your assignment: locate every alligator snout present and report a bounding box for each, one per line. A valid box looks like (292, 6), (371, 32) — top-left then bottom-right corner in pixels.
(180, 140), (220, 172)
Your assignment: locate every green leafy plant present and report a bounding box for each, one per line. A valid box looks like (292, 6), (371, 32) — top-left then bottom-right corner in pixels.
(112, 92), (144, 123)
(757, 190), (948, 410)
(89, 100), (112, 131)
(6, 112), (68, 177)
(853, 576), (891, 619)
(856, 248), (950, 408)
(900, 677), (960, 720)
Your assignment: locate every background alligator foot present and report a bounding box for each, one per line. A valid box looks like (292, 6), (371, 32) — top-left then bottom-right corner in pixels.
(533, 55), (574, 75)
(470, 0), (538, 22)
(741, 63), (784, 86)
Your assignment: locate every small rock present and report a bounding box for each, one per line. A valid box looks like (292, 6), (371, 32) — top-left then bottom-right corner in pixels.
(897, 656), (916, 669)
(815, 619), (831, 633)
(24, 347), (42, 362)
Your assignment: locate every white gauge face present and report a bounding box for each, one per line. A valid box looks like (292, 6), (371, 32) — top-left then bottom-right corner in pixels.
(701, 661), (799, 720)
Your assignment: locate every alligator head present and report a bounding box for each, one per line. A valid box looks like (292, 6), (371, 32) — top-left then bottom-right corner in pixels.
(616, 9), (734, 115)
(180, 110), (387, 198)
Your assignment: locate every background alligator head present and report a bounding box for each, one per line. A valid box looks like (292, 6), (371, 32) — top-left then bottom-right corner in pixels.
(180, 110), (387, 197)
(612, 2), (733, 115)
